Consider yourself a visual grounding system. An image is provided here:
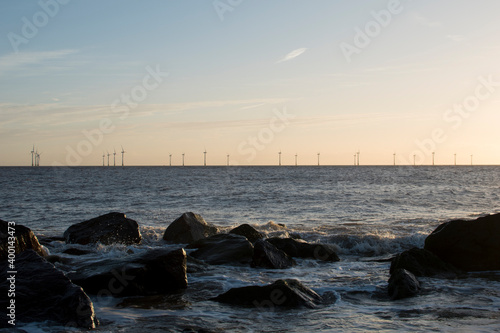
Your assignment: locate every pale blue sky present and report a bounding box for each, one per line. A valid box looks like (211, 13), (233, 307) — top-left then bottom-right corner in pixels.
(2, 1), (500, 166)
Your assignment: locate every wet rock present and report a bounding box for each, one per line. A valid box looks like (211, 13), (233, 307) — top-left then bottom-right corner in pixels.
(163, 212), (218, 244)
(212, 279), (323, 309)
(0, 250), (98, 329)
(0, 219), (47, 259)
(390, 248), (461, 278)
(266, 237), (340, 262)
(424, 213), (500, 272)
(251, 239), (295, 269)
(388, 268), (421, 300)
(229, 224), (264, 243)
(187, 234), (253, 265)
(69, 248), (187, 297)
(63, 248), (93, 256)
(64, 212), (141, 245)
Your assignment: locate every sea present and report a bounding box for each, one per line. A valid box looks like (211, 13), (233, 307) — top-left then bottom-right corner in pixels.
(1, 166), (500, 332)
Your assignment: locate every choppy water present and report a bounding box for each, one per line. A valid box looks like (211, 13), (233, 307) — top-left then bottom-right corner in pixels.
(1, 166), (500, 332)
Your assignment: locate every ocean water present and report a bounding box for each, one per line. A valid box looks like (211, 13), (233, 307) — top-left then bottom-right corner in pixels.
(1, 166), (500, 332)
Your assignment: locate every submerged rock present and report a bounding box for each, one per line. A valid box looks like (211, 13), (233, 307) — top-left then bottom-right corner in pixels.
(229, 224), (264, 243)
(424, 213), (500, 272)
(0, 219), (47, 259)
(390, 248), (461, 278)
(187, 234), (254, 265)
(69, 248), (187, 297)
(163, 212), (218, 244)
(388, 268), (421, 300)
(266, 237), (340, 262)
(0, 250), (98, 329)
(251, 239), (295, 269)
(64, 212), (141, 245)
(212, 279), (323, 309)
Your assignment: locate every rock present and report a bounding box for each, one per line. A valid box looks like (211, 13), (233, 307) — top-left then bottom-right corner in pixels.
(251, 240), (295, 269)
(64, 212), (141, 245)
(69, 248), (187, 297)
(390, 248), (461, 278)
(63, 248), (93, 256)
(229, 224), (264, 243)
(163, 212), (218, 244)
(266, 237), (340, 262)
(424, 213), (500, 272)
(0, 250), (98, 329)
(212, 279), (323, 309)
(388, 268), (421, 300)
(0, 219), (47, 259)
(187, 234), (254, 265)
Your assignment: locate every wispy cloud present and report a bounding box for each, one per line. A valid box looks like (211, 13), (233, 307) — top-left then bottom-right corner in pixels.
(413, 13), (441, 27)
(277, 48), (307, 63)
(0, 49), (78, 75)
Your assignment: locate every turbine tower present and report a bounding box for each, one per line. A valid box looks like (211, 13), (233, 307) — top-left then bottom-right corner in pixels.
(182, 153), (185, 167)
(121, 146), (126, 166)
(102, 152), (105, 167)
(295, 153), (298, 166)
(113, 148), (116, 167)
(227, 154), (230, 166)
(31, 145), (35, 167)
(279, 150), (282, 166)
(432, 152), (435, 166)
(454, 153), (457, 166)
(169, 153), (172, 167)
(393, 153), (396, 166)
(353, 154), (356, 166)
(107, 151), (110, 167)
(317, 153), (320, 166)
(35, 150), (41, 167)
(204, 149), (207, 167)
(356, 150), (360, 166)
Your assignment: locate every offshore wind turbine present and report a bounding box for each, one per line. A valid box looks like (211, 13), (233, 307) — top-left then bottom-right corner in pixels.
(182, 153), (185, 167)
(317, 153), (320, 166)
(227, 154), (230, 166)
(31, 145), (35, 167)
(169, 153), (172, 167)
(393, 153), (396, 166)
(278, 150), (282, 166)
(356, 150), (360, 166)
(295, 153), (298, 166)
(432, 152), (435, 166)
(454, 153), (457, 166)
(102, 153), (105, 166)
(107, 151), (110, 167)
(113, 148), (116, 167)
(35, 150), (41, 167)
(121, 146), (126, 166)
(204, 148), (207, 167)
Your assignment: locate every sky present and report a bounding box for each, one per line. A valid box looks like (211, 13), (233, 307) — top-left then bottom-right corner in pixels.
(1, 0), (500, 166)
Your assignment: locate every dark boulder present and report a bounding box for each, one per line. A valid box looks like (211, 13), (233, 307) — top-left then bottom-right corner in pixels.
(0, 250), (98, 329)
(424, 213), (500, 272)
(388, 268), (421, 300)
(390, 248), (461, 278)
(267, 237), (340, 262)
(163, 212), (218, 244)
(212, 279), (323, 309)
(0, 219), (47, 259)
(229, 224), (264, 243)
(69, 248), (187, 297)
(64, 212), (141, 245)
(251, 240), (295, 269)
(187, 234), (253, 265)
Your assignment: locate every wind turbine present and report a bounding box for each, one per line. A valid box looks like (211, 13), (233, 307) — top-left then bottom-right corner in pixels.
(295, 153), (298, 166)
(31, 145), (35, 167)
(169, 153), (172, 167)
(35, 150), (41, 167)
(113, 148), (116, 167)
(204, 148), (207, 167)
(432, 152), (435, 166)
(354, 154), (357, 166)
(317, 153), (320, 166)
(227, 154), (230, 166)
(393, 153), (396, 166)
(182, 153), (185, 167)
(279, 150), (282, 166)
(356, 150), (360, 166)
(121, 146), (126, 166)
(102, 152), (105, 166)
(454, 153), (457, 166)
(107, 151), (110, 167)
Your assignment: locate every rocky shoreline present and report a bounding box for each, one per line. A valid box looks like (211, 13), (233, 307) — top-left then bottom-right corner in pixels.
(1, 212), (500, 330)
